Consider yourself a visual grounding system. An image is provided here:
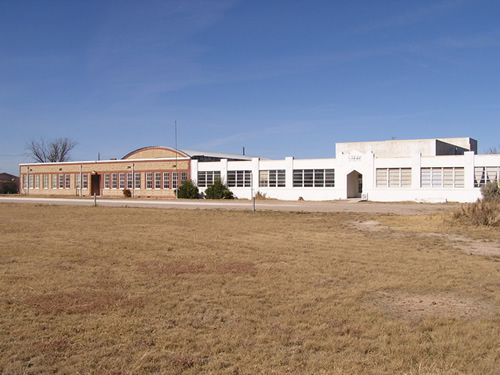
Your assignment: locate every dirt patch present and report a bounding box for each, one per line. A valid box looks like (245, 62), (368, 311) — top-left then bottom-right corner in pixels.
(373, 291), (496, 320)
(349, 220), (389, 232)
(423, 233), (500, 257)
(352, 220), (500, 256)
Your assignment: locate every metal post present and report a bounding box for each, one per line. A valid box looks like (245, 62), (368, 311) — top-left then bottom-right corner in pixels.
(251, 171), (256, 212)
(175, 120), (178, 199)
(132, 163), (135, 198)
(26, 166), (30, 196)
(79, 165), (83, 197)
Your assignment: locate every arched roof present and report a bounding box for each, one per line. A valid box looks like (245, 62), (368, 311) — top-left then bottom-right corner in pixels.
(122, 146), (190, 160)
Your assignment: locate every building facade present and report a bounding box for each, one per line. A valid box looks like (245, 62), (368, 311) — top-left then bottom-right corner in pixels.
(19, 138), (500, 203)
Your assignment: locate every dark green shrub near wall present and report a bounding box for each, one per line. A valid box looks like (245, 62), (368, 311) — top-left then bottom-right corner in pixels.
(176, 180), (199, 199)
(481, 181), (500, 202)
(204, 178), (234, 199)
(0, 182), (18, 194)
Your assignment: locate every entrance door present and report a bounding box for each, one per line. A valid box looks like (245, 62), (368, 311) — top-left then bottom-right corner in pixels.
(347, 171), (362, 198)
(91, 174), (101, 196)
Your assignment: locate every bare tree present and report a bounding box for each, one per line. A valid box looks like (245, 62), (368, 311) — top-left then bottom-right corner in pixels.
(26, 138), (78, 163)
(486, 146), (499, 154)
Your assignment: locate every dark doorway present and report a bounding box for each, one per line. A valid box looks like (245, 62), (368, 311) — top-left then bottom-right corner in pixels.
(347, 170), (363, 198)
(91, 174), (101, 196)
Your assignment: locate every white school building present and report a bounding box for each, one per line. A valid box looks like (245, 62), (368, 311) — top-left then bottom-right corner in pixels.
(20, 137), (500, 203)
(193, 137), (498, 203)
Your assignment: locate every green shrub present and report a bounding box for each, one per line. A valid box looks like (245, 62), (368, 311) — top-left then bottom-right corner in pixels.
(122, 188), (132, 198)
(0, 182), (18, 194)
(176, 180), (199, 199)
(480, 181), (500, 202)
(204, 178), (234, 199)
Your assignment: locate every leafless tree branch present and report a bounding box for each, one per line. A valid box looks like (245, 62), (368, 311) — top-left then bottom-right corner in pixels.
(25, 138), (78, 162)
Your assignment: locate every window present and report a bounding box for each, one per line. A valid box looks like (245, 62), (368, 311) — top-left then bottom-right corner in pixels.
(127, 173), (132, 189)
(52, 174), (57, 189)
(259, 170), (285, 187)
(181, 172), (188, 184)
(146, 172), (153, 189)
(474, 166), (500, 187)
(82, 174), (88, 189)
(23, 175), (28, 190)
(43, 174), (49, 189)
(59, 174), (64, 189)
(325, 170), (335, 187)
(163, 172), (170, 189)
(421, 167), (464, 188)
(119, 173), (125, 189)
(172, 172), (178, 189)
(29, 175), (34, 189)
(376, 168), (412, 188)
(35, 175), (40, 189)
(227, 170), (251, 187)
(104, 173), (110, 189)
(75, 174), (81, 189)
(112, 173), (117, 189)
(304, 170), (314, 187)
(314, 170), (323, 187)
(197, 171), (221, 187)
(155, 172), (161, 189)
(293, 169), (334, 187)
(65, 174), (70, 189)
(135, 173), (141, 189)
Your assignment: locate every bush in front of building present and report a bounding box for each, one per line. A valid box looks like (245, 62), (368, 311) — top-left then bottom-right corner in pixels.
(452, 181), (500, 227)
(204, 178), (234, 199)
(452, 200), (500, 227)
(0, 181), (18, 194)
(176, 180), (200, 199)
(480, 181), (500, 202)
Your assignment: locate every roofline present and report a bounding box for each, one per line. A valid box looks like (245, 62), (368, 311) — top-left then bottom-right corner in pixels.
(122, 146), (189, 160)
(19, 157), (190, 167)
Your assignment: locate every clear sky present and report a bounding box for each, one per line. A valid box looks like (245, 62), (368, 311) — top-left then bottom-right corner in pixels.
(1, 0), (499, 175)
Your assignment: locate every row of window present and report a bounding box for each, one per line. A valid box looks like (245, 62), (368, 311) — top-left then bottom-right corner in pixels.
(260, 170), (285, 187)
(23, 174), (88, 190)
(474, 166), (500, 187)
(293, 169), (335, 188)
(26, 166), (496, 191)
(103, 171), (187, 190)
(198, 169), (335, 188)
(230, 170), (252, 187)
(197, 171), (221, 188)
(421, 167), (464, 188)
(376, 168), (412, 188)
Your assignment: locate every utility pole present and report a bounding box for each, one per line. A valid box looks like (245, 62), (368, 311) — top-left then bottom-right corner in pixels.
(175, 120), (178, 199)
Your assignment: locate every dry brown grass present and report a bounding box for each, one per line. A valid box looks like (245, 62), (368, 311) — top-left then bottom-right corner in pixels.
(0, 203), (499, 374)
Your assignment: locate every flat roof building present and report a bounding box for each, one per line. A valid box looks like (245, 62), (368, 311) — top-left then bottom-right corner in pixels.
(19, 137), (499, 203)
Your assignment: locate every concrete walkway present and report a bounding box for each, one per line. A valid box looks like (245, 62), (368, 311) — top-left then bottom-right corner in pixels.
(0, 196), (458, 215)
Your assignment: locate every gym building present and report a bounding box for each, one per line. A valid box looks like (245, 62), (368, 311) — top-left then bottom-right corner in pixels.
(19, 137), (500, 203)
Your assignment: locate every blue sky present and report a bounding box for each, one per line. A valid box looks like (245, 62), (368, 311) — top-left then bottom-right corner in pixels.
(1, 0), (499, 175)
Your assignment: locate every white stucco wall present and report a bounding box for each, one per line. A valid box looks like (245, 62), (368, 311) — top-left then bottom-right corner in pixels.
(192, 149), (497, 203)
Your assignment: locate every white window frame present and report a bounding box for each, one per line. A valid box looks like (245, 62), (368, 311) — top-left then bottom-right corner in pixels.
(163, 172), (170, 189)
(172, 172), (178, 189)
(155, 172), (161, 189)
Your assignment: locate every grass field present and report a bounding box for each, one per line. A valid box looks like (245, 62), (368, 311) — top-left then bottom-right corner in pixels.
(0, 203), (499, 374)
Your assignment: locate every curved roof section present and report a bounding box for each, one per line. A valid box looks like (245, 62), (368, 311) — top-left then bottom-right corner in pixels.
(122, 146), (189, 160)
